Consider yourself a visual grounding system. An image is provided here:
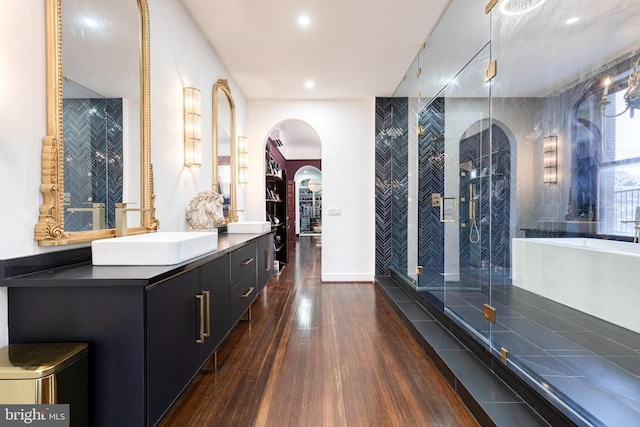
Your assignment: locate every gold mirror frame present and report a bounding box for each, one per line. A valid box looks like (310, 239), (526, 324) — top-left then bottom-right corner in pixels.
(212, 79), (238, 223)
(35, 0), (158, 246)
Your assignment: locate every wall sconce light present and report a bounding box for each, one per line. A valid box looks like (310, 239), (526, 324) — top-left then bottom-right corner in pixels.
(600, 55), (640, 119)
(238, 136), (248, 183)
(184, 87), (201, 167)
(543, 136), (557, 184)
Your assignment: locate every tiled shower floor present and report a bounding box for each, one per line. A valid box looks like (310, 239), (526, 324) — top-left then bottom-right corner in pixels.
(422, 278), (640, 426)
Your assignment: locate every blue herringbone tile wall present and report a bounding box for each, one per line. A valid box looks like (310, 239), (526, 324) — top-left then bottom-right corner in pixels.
(418, 98), (445, 274)
(63, 98), (123, 231)
(375, 98), (408, 275)
(391, 99), (409, 274)
(375, 97), (536, 283)
(64, 98), (94, 232)
(103, 99), (123, 229)
(457, 123), (511, 272)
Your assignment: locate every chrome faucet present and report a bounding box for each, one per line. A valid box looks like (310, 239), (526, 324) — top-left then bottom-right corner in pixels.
(67, 203), (105, 230)
(115, 203), (151, 237)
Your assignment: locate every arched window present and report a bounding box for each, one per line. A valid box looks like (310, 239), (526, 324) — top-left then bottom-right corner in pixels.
(572, 58), (640, 236)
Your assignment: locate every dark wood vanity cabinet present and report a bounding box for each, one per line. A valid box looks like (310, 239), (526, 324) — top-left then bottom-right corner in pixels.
(146, 254), (230, 426)
(201, 253), (232, 351)
(4, 233), (273, 427)
(146, 268), (202, 426)
(230, 241), (258, 322)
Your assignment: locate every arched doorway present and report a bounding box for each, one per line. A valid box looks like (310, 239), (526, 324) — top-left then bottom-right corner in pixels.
(458, 121), (513, 279)
(295, 166), (322, 236)
(263, 119), (321, 265)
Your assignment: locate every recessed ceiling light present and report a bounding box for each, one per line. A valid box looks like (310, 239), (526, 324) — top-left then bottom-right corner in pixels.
(565, 17), (579, 24)
(298, 15), (311, 27)
(305, 80), (315, 89)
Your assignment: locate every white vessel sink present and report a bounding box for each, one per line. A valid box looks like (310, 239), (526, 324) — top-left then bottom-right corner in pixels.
(226, 221), (271, 234)
(92, 231), (218, 265)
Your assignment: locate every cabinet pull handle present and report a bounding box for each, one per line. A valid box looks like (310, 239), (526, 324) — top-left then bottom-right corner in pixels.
(242, 257), (254, 266)
(265, 248), (270, 272)
(242, 287), (255, 298)
(203, 290), (211, 338)
(196, 294), (205, 344)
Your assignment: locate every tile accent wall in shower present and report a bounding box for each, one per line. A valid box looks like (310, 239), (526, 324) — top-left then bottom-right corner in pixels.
(376, 96), (545, 282)
(375, 98), (408, 275)
(417, 98), (445, 277)
(63, 98), (123, 231)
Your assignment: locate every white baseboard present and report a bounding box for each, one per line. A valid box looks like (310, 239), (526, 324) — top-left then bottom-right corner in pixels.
(321, 273), (374, 283)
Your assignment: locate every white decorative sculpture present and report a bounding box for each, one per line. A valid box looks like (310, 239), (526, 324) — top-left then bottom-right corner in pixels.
(186, 190), (225, 229)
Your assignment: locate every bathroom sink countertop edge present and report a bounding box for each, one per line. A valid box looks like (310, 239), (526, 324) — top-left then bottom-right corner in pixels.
(0, 231), (272, 288)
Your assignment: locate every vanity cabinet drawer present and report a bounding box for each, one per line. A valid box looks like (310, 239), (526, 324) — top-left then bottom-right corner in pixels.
(230, 273), (257, 322)
(230, 241), (257, 285)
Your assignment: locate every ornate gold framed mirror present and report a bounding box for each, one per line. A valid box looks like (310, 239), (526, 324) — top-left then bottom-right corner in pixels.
(212, 79), (238, 223)
(36, 0), (158, 246)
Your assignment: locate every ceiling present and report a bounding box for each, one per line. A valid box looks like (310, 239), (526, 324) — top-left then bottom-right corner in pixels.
(180, 0), (451, 100)
(179, 0), (640, 156)
(179, 0), (451, 157)
(394, 0), (640, 100)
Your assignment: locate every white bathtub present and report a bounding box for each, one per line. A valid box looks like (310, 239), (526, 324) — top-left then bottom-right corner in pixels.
(512, 238), (640, 334)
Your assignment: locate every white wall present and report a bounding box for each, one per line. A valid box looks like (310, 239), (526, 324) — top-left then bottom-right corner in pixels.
(247, 100), (375, 282)
(0, 0), (247, 348)
(148, 0), (248, 231)
(0, 1), (48, 348)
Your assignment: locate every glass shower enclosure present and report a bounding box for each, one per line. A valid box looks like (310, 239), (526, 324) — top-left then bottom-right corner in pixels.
(379, 0), (640, 425)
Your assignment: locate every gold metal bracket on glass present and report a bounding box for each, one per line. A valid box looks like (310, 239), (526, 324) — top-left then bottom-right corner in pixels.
(416, 68), (422, 78)
(36, 0), (158, 246)
(500, 347), (509, 364)
(416, 266), (424, 276)
(484, 60), (497, 82)
(485, 0), (498, 14)
(417, 125), (425, 136)
(431, 193), (441, 207)
(483, 304), (496, 324)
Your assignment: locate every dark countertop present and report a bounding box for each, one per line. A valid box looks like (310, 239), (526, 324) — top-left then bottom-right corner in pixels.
(0, 232), (270, 288)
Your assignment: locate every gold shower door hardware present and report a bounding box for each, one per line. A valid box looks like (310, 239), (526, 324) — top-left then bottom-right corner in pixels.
(416, 266), (424, 276)
(432, 193), (441, 207)
(440, 197), (457, 222)
(501, 347), (509, 364)
(484, 60), (497, 82)
(483, 304), (496, 324)
(485, 0), (498, 14)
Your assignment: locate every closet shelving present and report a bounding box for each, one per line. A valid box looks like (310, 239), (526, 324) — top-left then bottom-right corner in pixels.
(299, 181), (322, 234)
(266, 149), (288, 265)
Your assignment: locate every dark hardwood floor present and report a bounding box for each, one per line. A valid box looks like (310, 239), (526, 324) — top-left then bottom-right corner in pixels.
(159, 236), (479, 427)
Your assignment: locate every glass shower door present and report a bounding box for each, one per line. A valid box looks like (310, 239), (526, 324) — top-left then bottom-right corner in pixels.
(441, 43), (493, 345)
